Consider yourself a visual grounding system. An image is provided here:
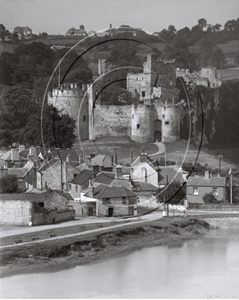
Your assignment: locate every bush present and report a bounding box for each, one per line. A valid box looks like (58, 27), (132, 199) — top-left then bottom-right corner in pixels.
(203, 192), (218, 203)
(1, 174), (18, 193)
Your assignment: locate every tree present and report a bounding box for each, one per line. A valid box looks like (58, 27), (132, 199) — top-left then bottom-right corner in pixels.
(1, 174), (18, 193)
(203, 192), (218, 203)
(0, 85), (35, 147)
(0, 24), (7, 42)
(19, 104), (76, 148)
(157, 181), (186, 204)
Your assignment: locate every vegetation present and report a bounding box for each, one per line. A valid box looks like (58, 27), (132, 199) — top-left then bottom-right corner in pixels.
(1, 174), (18, 193)
(203, 192), (218, 203)
(157, 181), (186, 204)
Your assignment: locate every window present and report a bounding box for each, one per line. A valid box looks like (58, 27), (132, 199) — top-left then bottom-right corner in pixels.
(165, 121), (169, 125)
(212, 188), (218, 196)
(75, 185), (78, 193)
(142, 91), (145, 97)
(39, 202), (44, 208)
(83, 116), (86, 121)
(122, 197), (126, 204)
(132, 114), (134, 119)
(193, 188), (199, 196)
(137, 124), (140, 129)
(69, 184), (71, 190)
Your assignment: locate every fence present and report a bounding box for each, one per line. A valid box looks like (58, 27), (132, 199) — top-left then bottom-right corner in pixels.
(189, 204), (239, 211)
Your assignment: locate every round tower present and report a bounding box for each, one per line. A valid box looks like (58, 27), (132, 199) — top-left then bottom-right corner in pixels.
(161, 104), (181, 143)
(131, 104), (151, 143)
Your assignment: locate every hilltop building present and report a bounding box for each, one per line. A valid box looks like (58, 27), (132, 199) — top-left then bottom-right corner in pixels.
(65, 25), (87, 37)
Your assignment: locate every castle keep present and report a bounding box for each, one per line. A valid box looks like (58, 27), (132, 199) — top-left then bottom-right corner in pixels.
(48, 54), (182, 143)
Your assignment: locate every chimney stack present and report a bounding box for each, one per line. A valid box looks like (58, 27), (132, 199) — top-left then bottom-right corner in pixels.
(66, 154), (71, 164)
(205, 171), (210, 179)
(114, 148), (117, 165)
(11, 147), (19, 161)
(19, 145), (25, 153)
(29, 146), (36, 157)
(88, 180), (94, 198)
(115, 165), (122, 178)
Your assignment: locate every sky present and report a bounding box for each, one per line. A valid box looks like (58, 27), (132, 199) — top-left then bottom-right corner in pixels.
(0, 0), (238, 35)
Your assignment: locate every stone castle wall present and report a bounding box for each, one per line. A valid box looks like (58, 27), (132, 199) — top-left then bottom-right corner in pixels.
(93, 104), (132, 139)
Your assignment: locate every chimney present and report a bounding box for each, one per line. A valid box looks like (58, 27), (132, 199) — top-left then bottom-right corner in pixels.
(205, 171), (210, 179)
(86, 156), (92, 168)
(29, 146), (36, 157)
(11, 147), (19, 161)
(140, 153), (148, 163)
(114, 148), (117, 165)
(115, 165), (122, 178)
(131, 148), (134, 165)
(90, 153), (95, 158)
(66, 154), (71, 164)
(79, 154), (84, 164)
(19, 145), (25, 153)
(88, 180), (94, 198)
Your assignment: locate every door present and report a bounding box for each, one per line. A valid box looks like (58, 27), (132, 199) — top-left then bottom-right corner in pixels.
(108, 207), (114, 217)
(154, 120), (162, 142)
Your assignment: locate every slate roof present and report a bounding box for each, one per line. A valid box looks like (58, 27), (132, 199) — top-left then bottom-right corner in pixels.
(0, 193), (46, 202)
(133, 181), (158, 192)
(187, 176), (226, 187)
(86, 184), (136, 199)
(91, 155), (112, 167)
(49, 190), (74, 201)
(93, 171), (115, 185)
(48, 149), (79, 162)
(71, 169), (93, 185)
(158, 166), (185, 185)
(0, 151), (11, 161)
(7, 161), (34, 178)
(37, 158), (59, 173)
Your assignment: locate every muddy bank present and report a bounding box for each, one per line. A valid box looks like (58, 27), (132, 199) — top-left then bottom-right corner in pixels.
(0, 217), (212, 278)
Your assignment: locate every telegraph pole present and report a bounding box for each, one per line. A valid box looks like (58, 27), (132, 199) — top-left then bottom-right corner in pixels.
(218, 154), (223, 176)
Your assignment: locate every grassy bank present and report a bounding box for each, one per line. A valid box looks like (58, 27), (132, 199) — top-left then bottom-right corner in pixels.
(0, 217), (212, 278)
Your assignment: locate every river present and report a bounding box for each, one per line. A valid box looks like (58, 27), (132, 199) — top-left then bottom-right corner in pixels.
(1, 225), (239, 299)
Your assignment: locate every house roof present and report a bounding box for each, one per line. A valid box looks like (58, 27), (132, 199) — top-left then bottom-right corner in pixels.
(158, 166), (185, 185)
(8, 168), (29, 178)
(93, 171), (115, 185)
(0, 151), (11, 161)
(0, 193), (46, 202)
(133, 181), (158, 192)
(91, 155), (112, 167)
(88, 184), (136, 199)
(71, 169), (93, 185)
(49, 190), (74, 201)
(48, 149), (79, 162)
(187, 176), (226, 187)
(37, 158), (59, 173)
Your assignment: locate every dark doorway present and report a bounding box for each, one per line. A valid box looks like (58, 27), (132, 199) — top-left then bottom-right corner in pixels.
(108, 207), (114, 217)
(88, 206), (94, 216)
(154, 120), (162, 142)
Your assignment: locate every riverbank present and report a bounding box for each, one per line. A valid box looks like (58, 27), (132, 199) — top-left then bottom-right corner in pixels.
(0, 217), (212, 278)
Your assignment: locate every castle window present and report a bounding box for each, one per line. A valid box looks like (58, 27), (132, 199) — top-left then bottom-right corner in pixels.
(142, 91), (145, 97)
(137, 124), (140, 129)
(132, 114), (134, 119)
(163, 114), (165, 118)
(165, 121), (169, 125)
(83, 115), (86, 121)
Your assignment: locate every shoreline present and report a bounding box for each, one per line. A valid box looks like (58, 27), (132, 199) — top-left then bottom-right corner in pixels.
(0, 217), (213, 278)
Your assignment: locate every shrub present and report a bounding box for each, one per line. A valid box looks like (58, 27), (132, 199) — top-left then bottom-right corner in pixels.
(1, 174), (18, 193)
(203, 192), (218, 203)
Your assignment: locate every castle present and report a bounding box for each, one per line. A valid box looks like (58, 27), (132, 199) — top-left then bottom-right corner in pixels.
(48, 54), (182, 143)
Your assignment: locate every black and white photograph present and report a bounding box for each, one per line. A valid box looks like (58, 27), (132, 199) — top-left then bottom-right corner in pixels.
(0, 0), (239, 298)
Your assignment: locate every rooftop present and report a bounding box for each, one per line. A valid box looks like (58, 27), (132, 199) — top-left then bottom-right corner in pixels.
(187, 176), (226, 187)
(71, 169), (93, 185)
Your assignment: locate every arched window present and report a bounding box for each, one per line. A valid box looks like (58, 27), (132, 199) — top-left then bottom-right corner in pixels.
(137, 124), (140, 129)
(141, 167), (147, 182)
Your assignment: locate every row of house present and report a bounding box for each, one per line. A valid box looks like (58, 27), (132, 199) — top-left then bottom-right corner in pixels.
(0, 144), (228, 225)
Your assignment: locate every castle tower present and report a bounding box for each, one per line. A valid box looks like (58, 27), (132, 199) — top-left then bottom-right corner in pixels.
(131, 104), (152, 143)
(161, 104), (181, 143)
(47, 83), (90, 141)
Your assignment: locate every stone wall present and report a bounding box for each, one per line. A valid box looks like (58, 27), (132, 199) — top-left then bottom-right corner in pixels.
(93, 104), (132, 139)
(32, 209), (75, 225)
(131, 104), (151, 143)
(0, 200), (32, 226)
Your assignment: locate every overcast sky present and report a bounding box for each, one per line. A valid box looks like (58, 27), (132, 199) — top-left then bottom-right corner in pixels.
(0, 0), (238, 35)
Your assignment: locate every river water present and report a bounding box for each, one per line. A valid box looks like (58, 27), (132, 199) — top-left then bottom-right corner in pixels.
(1, 225), (239, 299)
